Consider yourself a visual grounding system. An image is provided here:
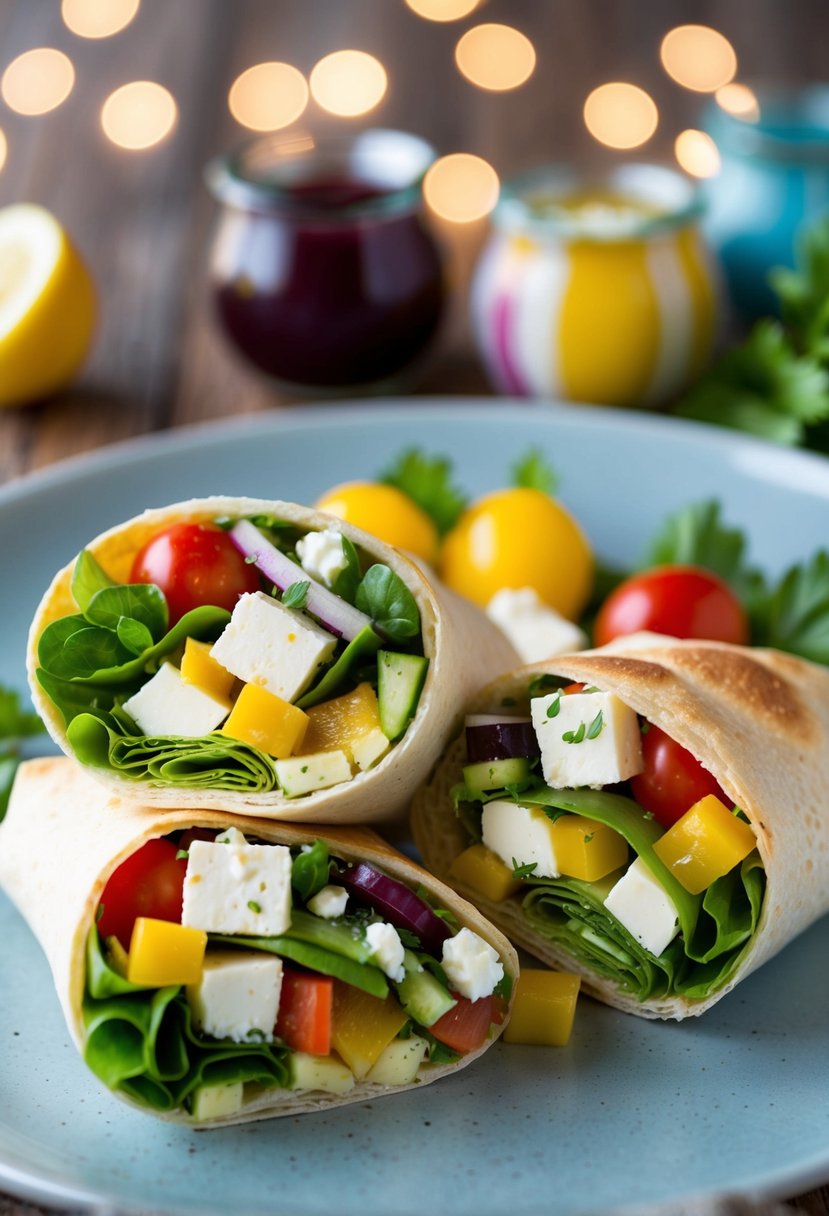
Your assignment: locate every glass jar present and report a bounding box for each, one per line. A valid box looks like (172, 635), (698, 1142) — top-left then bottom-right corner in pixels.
(206, 129), (445, 393)
(702, 84), (829, 318)
(471, 163), (717, 408)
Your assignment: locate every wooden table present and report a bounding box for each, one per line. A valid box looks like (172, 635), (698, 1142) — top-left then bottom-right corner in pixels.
(1, 1), (828, 1212)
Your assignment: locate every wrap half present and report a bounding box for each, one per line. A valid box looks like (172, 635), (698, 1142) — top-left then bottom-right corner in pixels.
(0, 757), (518, 1125)
(27, 496), (518, 822)
(411, 638), (829, 1019)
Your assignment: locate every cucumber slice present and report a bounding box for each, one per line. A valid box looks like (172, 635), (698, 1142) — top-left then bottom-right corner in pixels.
(463, 757), (531, 798)
(211, 933), (389, 999)
(395, 960), (456, 1027)
(378, 651), (429, 742)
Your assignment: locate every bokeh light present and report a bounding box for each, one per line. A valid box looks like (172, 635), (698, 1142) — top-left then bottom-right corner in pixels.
(228, 62), (309, 131)
(675, 129), (721, 178)
(0, 129), (7, 174)
(1, 48), (75, 116)
(61, 0), (140, 39)
(716, 82), (760, 121)
(660, 25), (737, 93)
(309, 50), (387, 117)
(583, 82), (658, 150)
(423, 153), (499, 223)
(101, 81), (177, 150)
(455, 24), (536, 92)
(405, 0), (479, 20)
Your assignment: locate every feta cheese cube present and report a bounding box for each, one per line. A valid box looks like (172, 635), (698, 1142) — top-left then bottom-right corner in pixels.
(441, 927), (504, 1001)
(365, 921), (405, 982)
(210, 591), (337, 702)
(604, 857), (680, 958)
(531, 690), (643, 789)
(295, 528), (349, 588)
(307, 884), (349, 919)
(274, 749), (353, 797)
(482, 798), (560, 878)
(181, 832), (292, 936)
(487, 587), (587, 663)
(122, 661), (230, 738)
(186, 950), (283, 1043)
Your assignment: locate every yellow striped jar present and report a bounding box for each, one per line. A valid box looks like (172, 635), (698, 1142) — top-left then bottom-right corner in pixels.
(471, 164), (718, 408)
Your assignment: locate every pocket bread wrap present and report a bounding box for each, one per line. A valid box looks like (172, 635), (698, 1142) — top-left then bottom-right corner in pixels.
(27, 496), (518, 822)
(0, 757), (518, 1126)
(411, 638), (829, 1019)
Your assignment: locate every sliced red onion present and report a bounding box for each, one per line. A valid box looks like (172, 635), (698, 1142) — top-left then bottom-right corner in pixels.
(339, 861), (452, 956)
(465, 719), (540, 763)
(230, 519), (373, 642)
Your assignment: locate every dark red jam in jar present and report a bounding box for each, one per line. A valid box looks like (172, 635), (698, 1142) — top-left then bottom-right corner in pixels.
(206, 130), (446, 391)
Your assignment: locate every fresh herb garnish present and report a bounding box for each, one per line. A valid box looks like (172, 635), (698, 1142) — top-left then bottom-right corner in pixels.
(546, 695), (562, 719)
(355, 564), (420, 641)
(282, 580), (310, 610)
(176, 848), (189, 861)
(585, 710), (604, 740)
(0, 685), (47, 822)
(562, 721), (586, 744)
(510, 448), (558, 495)
(247, 900), (262, 914)
(512, 858), (538, 880)
(380, 449), (468, 536)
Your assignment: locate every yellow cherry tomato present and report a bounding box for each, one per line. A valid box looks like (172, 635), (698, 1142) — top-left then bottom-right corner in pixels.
(315, 481), (440, 565)
(439, 487), (594, 619)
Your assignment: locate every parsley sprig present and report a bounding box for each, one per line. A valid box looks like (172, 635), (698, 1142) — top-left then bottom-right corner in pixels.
(0, 685), (46, 821)
(380, 449), (468, 536)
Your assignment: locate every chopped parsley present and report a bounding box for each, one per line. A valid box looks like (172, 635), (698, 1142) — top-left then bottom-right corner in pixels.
(282, 580), (311, 610)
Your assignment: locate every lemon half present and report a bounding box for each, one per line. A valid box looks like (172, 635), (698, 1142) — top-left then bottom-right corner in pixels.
(0, 204), (96, 408)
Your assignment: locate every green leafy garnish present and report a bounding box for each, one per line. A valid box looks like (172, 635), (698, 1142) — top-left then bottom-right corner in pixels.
(751, 551), (829, 664)
(510, 448), (558, 495)
(586, 709), (604, 740)
(0, 685), (46, 821)
(512, 859), (538, 880)
(282, 580), (310, 610)
(642, 499), (765, 608)
(380, 448), (468, 536)
(291, 839), (331, 902)
(562, 721), (586, 745)
(355, 564), (421, 641)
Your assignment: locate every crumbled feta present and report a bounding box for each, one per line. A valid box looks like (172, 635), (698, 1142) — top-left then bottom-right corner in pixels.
(295, 528), (349, 588)
(486, 587), (587, 663)
(308, 884), (349, 920)
(441, 928), (504, 1001)
(531, 690), (643, 789)
(186, 950), (283, 1043)
(122, 661), (230, 737)
(210, 591), (337, 702)
(181, 831), (292, 936)
(482, 798), (560, 878)
(365, 921), (406, 982)
(604, 857), (680, 958)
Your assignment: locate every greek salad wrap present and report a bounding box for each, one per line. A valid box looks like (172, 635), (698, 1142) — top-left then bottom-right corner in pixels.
(411, 638), (829, 1019)
(27, 496), (518, 822)
(0, 758), (518, 1125)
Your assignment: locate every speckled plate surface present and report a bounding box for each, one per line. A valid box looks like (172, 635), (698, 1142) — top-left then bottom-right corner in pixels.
(3, 401), (829, 1216)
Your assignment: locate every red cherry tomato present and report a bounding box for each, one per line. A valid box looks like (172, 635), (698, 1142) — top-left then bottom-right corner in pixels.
(96, 838), (187, 951)
(594, 565), (748, 648)
(129, 522), (261, 625)
(631, 724), (728, 829)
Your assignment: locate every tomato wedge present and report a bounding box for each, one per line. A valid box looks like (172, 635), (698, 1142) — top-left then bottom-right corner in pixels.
(275, 969), (333, 1056)
(96, 838), (187, 951)
(429, 993), (501, 1053)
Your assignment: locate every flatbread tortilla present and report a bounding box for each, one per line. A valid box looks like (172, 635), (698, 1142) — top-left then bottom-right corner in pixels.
(412, 638), (829, 1018)
(27, 496), (518, 823)
(0, 757), (518, 1125)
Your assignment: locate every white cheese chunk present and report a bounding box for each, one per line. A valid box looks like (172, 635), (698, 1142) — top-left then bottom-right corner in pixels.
(482, 798), (560, 878)
(441, 927), (504, 1001)
(531, 690), (643, 789)
(186, 950), (283, 1043)
(307, 884), (349, 919)
(122, 661), (230, 737)
(295, 528), (349, 588)
(365, 921), (406, 982)
(210, 591), (337, 702)
(604, 857), (680, 958)
(274, 749), (353, 797)
(351, 726), (391, 772)
(486, 587), (587, 663)
(181, 832), (292, 936)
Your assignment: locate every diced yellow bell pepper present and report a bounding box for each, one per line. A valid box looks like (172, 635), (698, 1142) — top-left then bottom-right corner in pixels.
(450, 843), (522, 902)
(550, 815), (629, 882)
(297, 682), (385, 762)
(221, 682), (308, 758)
(652, 794), (756, 894)
(330, 982), (408, 1080)
(180, 638), (235, 701)
(127, 917), (207, 986)
(503, 970), (581, 1046)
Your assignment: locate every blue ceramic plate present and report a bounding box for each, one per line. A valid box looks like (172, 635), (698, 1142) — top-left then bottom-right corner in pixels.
(3, 401), (829, 1216)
